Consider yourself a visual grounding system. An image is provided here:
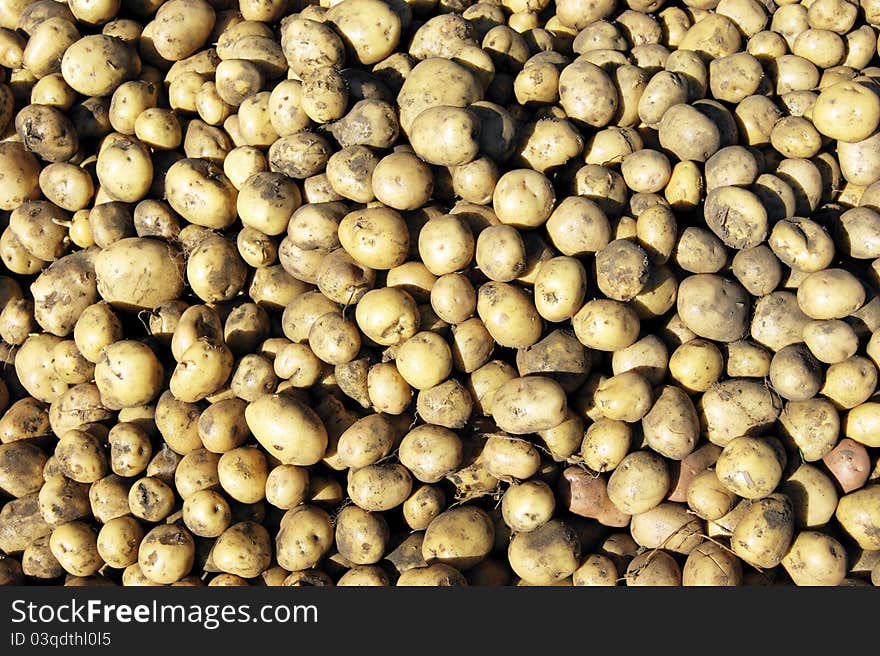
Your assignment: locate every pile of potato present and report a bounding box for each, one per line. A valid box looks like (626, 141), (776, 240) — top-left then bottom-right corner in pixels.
(1, 0), (880, 588)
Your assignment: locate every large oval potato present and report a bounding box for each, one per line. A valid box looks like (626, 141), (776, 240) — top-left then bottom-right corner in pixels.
(245, 393), (328, 466)
(95, 238), (185, 311)
(491, 376), (567, 434)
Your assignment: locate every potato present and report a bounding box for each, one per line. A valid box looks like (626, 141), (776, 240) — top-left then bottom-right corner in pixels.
(836, 486), (880, 549)
(37, 474), (89, 527)
(332, 506), (389, 567)
(810, 81), (879, 143)
(182, 489), (230, 538)
(168, 338), (233, 403)
(625, 550), (681, 586)
(842, 402), (880, 448)
(394, 424), (462, 484)
(279, 15), (344, 79)
(151, 0), (214, 61)
(630, 502), (703, 555)
(392, 331), (450, 390)
(216, 447), (267, 504)
(481, 434), (540, 480)
(127, 476), (174, 522)
(15, 104), (78, 164)
(607, 451), (670, 515)
(594, 239), (649, 302)
(325, 0), (400, 65)
(0, 441), (46, 498)
(838, 131), (880, 187)
(641, 386), (699, 460)
(768, 344), (823, 402)
(347, 463), (412, 511)
(417, 214), (475, 276)
(573, 299), (640, 352)
(53, 429), (106, 484)
(558, 467), (630, 527)
(211, 521), (271, 579)
(796, 269), (865, 320)
(108, 422), (152, 477)
(545, 196), (611, 256)
(397, 58), (483, 136)
(749, 292), (809, 353)
(397, 564), (467, 586)
(15, 334), (68, 403)
(0, 398), (50, 444)
(572, 554), (618, 587)
(686, 468), (738, 521)
(273, 504), (333, 572)
(96, 516), (145, 569)
(61, 35), (139, 97)
(781, 531), (847, 586)
(668, 339), (723, 393)
(335, 413), (396, 471)
(231, 173), (302, 238)
(476, 281), (542, 348)
(491, 376), (566, 434)
(263, 465), (309, 511)
(0, 141), (41, 210)
(94, 340), (163, 410)
(822, 356), (877, 410)
(700, 379), (782, 447)
(422, 506), (494, 570)
(416, 378), (473, 429)
(781, 463), (838, 530)
(682, 541), (742, 586)
(370, 151), (433, 211)
(731, 493), (795, 568)
(703, 186), (768, 250)
(673, 228), (727, 275)
(676, 274), (749, 343)
(492, 168), (555, 228)
(515, 119), (583, 173)
(594, 372), (653, 423)
(715, 435), (786, 500)
(779, 398), (840, 461)
(507, 519), (580, 585)
(245, 393), (327, 466)
(502, 480), (555, 532)
(409, 106), (481, 167)
(49, 521), (102, 577)
(335, 208), (410, 272)
(658, 103), (721, 163)
(138, 524), (195, 584)
(401, 485), (445, 532)
(557, 59), (617, 127)
(94, 238), (185, 311)
(165, 158), (238, 230)
(38, 163), (94, 213)
(766, 218), (834, 276)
